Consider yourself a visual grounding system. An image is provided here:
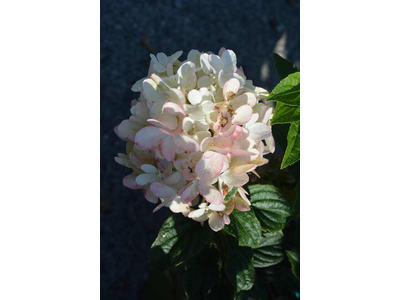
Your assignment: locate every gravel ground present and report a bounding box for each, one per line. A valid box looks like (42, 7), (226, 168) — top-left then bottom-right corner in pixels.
(100, 1), (299, 299)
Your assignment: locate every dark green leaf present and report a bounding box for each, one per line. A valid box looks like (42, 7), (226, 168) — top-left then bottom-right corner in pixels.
(223, 209), (261, 248)
(225, 235), (255, 293)
(184, 245), (221, 299)
(149, 214), (213, 269)
(273, 53), (298, 80)
(252, 232), (284, 268)
(236, 280), (269, 300)
(267, 72), (300, 106)
(286, 250), (300, 279)
(248, 185), (292, 233)
(281, 121), (300, 169)
(270, 102), (300, 125)
(224, 187), (238, 201)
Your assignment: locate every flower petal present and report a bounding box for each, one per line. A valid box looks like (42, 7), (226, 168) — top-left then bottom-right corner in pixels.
(140, 164), (158, 174)
(199, 185), (223, 205)
(142, 78), (165, 102)
(178, 181), (199, 204)
(221, 49), (237, 73)
(136, 173), (157, 186)
(122, 174), (142, 190)
(188, 89), (202, 105)
(150, 182), (176, 199)
(173, 134), (200, 152)
(247, 123), (271, 141)
(208, 212), (225, 232)
(232, 105), (253, 125)
(163, 102), (186, 118)
(134, 126), (165, 150)
(223, 78), (240, 101)
(161, 135), (176, 161)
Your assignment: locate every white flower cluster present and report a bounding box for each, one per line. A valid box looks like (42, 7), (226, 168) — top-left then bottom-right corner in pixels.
(115, 48), (275, 232)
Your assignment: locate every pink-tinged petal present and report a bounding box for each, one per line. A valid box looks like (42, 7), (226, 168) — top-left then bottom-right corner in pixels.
(161, 135), (176, 161)
(156, 159), (173, 174)
(173, 134), (200, 152)
(134, 126), (165, 150)
(142, 78), (165, 102)
(247, 123), (271, 141)
(199, 185), (223, 205)
(195, 152), (224, 181)
(208, 212), (225, 232)
(143, 185), (158, 203)
(115, 154), (133, 168)
(224, 200), (235, 215)
(136, 173), (157, 186)
(251, 169), (260, 178)
(232, 164), (257, 175)
(147, 115), (177, 131)
(163, 102), (186, 118)
(163, 171), (181, 185)
(122, 174), (142, 190)
(264, 134), (276, 154)
(117, 120), (136, 141)
(223, 214), (230, 225)
(209, 203), (226, 211)
(232, 105), (253, 125)
(229, 148), (254, 157)
(223, 78), (240, 101)
(234, 195), (251, 212)
(153, 196), (175, 213)
(183, 167), (196, 181)
(128, 153), (142, 169)
(178, 181), (199, 204)
(221, 170), (249, 187)
(221, 125), (244, 141)
(150, 182), (177, 199)
(213, 135), (234, 148)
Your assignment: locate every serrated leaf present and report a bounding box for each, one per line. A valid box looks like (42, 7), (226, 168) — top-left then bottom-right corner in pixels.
(224, 187), (238, 201)
(271, 102), (300, 125)
(248, 185), (291, 233)
(184, 245), (221, 299)
(273, 53), (298, 80)
(225, 235), (255, 293)
(149, 214), (213, 269)
(223, 209), (261, 248)
(267, 72), (300, 107)
(286, 250), (300, 279)
(281, 121), (300, 169)
(252, 232), (284, 268)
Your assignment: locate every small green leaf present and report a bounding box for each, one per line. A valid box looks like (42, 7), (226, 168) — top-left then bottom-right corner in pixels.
(273, 53), (298, 80)
(248, 185), (291, 233)
(270, 102), (300, 125)
(184, 245), (221, 299)
(223, 209), (261, 248)
(149, 214), (213, 269)
(267, 72), (300, 107)
(286, 250), (300, 279)
(252, 232), (284, 268)
(225, 235), (255, 293)
(281, 121), (300, 169)
(224, 187), (238, 201)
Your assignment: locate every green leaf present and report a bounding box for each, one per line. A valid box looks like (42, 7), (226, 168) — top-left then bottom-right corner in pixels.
(225, 235), (255, 293)
(248, 185), (291, 233)
(224, 187), (238, 201)
(267, 72), (300, 107)
(273, 53), (298, 80)
(236, 280), (269, 300)
(270, 102), (300, 125)
(184, 245), (221, 299)
(281, 121), (300, 169)
(252, 232), (284, 268)
(149, 214), (213, 269)
(223, 209), (261, 248)
(286, 250), (300, 279)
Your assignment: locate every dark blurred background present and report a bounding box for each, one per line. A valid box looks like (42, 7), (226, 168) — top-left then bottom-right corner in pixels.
(101, 0), (299, 299)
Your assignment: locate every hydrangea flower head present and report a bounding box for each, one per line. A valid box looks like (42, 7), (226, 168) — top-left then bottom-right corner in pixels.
(115, 48), (275, 232)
